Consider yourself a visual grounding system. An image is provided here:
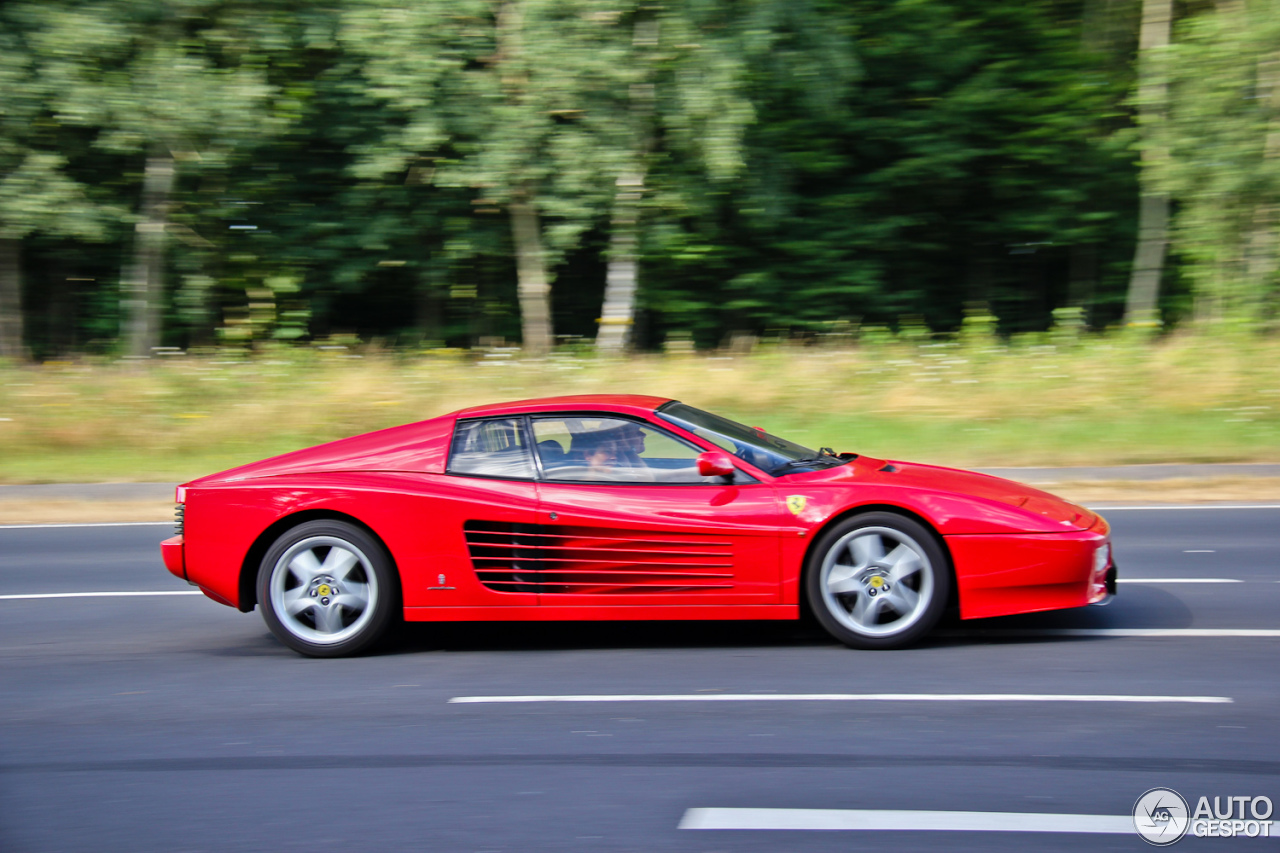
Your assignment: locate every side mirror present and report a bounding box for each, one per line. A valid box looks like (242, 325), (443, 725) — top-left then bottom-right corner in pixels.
(696, 450), (736, 478)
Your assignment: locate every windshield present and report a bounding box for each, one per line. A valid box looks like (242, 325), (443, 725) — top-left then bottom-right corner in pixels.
(656, 402), (848, 476)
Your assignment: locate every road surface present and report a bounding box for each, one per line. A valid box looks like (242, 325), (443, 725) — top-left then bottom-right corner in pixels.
(1, 507), (1277, 851)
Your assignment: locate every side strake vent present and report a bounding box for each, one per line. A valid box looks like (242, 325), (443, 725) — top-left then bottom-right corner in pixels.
(463, 520), (734, 594)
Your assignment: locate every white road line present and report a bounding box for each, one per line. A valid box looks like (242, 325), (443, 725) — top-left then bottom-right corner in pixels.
(963, 628), (1280, 638)
(0, 591), (202, 600)
(0, 522), (172, 530)
(449, 693), (1231, 705)
(1118, 578), (1242, 583)
(1089, 504), (1280, 511)
(678, 808), (1134, 833)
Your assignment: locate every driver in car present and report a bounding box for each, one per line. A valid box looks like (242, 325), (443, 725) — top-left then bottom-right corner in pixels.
(576, 424), (652, 481)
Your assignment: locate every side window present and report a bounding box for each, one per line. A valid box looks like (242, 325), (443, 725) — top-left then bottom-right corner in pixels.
(447, 418), (535, 480)
(532, 417), (743, 484)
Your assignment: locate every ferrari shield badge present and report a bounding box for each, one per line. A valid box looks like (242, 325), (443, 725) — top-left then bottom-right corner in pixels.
(786, 495), (807, 516)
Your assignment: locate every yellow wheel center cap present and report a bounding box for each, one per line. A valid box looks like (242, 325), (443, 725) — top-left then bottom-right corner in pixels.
(317, 584), (331, 597)
(869, 576), (884, 589)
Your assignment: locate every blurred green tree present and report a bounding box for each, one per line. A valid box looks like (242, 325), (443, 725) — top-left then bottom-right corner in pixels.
(0, 0), (1181, 354)
(343, 1), (586, 355)
(159, 5), (485, 348)
(0, 5), (107, 360)
(592, 2), (753, 354)
(1152, 0), (1280, 324)
(342, 1), (752, 355)
(34, 0), (276, 356)
(642, 0), (1133, 344)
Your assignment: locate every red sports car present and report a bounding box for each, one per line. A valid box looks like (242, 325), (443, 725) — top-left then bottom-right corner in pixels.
(161, 395), (1116, 657)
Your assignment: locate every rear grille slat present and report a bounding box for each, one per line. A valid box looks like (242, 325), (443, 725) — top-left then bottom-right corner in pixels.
(464, 520), (735, 595)
(470, 557), (733, 568)
(458, 541), (733, 557)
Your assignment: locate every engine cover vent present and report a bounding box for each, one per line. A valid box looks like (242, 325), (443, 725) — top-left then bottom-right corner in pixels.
(463, 520), (734, 594)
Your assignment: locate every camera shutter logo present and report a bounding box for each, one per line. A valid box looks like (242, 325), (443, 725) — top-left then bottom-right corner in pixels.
(1134, 787), (1190, 845)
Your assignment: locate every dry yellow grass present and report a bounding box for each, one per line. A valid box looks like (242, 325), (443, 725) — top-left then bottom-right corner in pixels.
(2, 328), (1279, 482)
(1040, 477), (1280, 505)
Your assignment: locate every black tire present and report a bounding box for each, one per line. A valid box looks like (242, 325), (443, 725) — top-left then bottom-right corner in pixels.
(257, 519), (399, 657)
(804, 512), (950, 650)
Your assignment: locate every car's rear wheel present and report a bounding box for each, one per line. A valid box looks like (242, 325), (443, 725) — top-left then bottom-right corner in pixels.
(257, 520), (398, 657)
(805, 512), (949, 649)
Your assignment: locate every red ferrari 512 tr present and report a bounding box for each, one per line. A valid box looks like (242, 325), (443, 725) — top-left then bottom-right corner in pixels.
(161, 395), (1116, 657)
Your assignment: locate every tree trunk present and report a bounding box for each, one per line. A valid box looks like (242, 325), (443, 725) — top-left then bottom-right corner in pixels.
(1247, 49), (1280, 321)
(1126, 194), (1170, 324)
(416, 263), (445, 346)
(47, 256), (72, 358)
(1068, 243), (1098, 310)
(596, 12), (659, 355)
(0, 237), (24, 360)
(596, 172), (644, 354)
(122, 150), (176, 357)
(497, 2), (552, 357)
(509, 196), (553, 356)
(1124, 0), (1173, 326)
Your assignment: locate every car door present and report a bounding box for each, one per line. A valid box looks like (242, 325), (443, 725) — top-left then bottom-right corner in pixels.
(528, 415), (785, 608)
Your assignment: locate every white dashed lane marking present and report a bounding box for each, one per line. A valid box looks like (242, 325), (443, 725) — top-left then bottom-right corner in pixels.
(0, 591), (202, 600)
(679, 807), (1134, 833)
(1119, 578), (1241, 583)
(1089, 505), (1280, 510)
(449, 693), (1232, 705)
(959, 628), (1280, 638)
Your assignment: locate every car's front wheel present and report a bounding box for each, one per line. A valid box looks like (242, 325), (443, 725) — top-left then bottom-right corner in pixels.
(805, 512), (949, 649)
(257, 520), (398, 657)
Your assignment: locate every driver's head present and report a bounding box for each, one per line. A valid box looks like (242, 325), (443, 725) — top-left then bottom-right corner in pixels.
(575, 423), (644, 470)
(582, 437), (621, 471)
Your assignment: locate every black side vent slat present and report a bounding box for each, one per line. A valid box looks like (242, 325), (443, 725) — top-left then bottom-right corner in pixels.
(463, 520), (734, 595)
(878, 463), (898, 473)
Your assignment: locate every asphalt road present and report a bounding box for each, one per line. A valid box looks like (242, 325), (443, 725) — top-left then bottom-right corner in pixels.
(1, 508), (1278, 852)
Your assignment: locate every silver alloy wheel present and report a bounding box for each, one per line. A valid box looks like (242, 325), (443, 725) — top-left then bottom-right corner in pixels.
(268, 536), (378, 646)
(818, 525), (934, 637)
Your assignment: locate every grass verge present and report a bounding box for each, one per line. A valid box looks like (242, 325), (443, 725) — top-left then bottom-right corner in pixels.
(2, 328), (1279, 484)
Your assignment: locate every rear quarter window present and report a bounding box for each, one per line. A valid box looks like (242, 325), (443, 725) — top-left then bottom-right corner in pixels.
(447, 418), (536, 480)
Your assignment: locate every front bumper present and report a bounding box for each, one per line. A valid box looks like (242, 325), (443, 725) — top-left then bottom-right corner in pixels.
(949, 519), (1115, 620)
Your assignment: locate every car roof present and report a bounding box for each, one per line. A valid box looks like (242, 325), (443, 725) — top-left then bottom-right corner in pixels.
(452, 394), (674, 419)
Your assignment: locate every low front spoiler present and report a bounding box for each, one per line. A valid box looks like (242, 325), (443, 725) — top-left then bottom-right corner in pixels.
(161, 535), (185, 581)
(1091, 563), (1119, 606)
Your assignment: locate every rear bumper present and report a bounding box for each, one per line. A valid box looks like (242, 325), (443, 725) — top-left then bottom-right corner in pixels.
(161, 535), (185, 580)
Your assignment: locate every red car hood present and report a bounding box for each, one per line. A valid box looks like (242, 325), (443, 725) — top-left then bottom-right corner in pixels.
(801, 457), (1097, 531)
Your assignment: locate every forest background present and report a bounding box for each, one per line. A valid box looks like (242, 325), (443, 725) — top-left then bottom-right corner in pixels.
(2, 0), (1280, 487)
